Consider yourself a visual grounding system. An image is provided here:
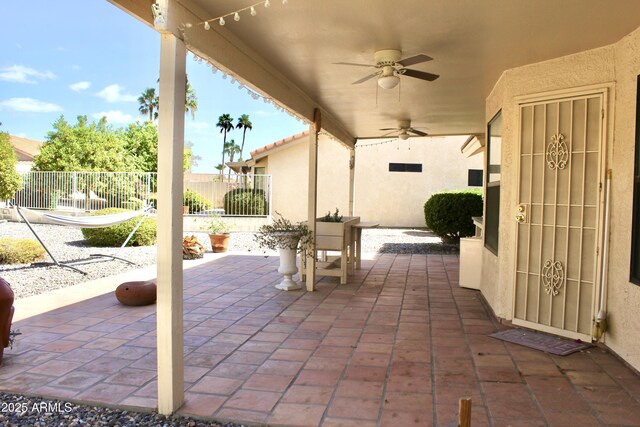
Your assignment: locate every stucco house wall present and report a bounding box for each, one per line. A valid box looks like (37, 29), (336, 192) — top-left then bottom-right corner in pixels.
(255, 135), (351, 222)
(482, 26), (640, 370)
(254, 135), (483, 226)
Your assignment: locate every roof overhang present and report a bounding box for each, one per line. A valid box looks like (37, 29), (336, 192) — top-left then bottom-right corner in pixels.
(109, 0), (640, 143)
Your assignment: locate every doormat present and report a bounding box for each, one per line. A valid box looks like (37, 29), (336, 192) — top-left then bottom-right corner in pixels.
(489, 328), (592, 356)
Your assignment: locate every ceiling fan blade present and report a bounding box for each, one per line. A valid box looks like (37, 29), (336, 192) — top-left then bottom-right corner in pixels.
(379, 127), (398, 131)
(402, 69), (440, 81)
(380, 130), (398, 137)
(408, 128), (428, 137)
(333, 61), (375, 68)
(351, 72), (381, 85)
(397, 54), (433, 67)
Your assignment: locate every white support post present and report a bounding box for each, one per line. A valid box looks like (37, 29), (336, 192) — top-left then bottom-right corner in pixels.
(156, 32), (186, 415)
(306, 110), (320, 291)
(348, 148), (355, 216)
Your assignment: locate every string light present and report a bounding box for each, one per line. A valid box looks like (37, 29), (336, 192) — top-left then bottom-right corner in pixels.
(193, 0), (287, 29)
(354, 138), (399, 149)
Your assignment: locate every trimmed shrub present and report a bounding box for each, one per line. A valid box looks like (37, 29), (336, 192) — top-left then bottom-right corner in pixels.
(183, 190), (212, 214)
(224, 189), (267, 216)
(424, 191), (483, 243)
(122, 197), (144, 210)
(0, 238), (46, 264)
(81, 208), (157, 247)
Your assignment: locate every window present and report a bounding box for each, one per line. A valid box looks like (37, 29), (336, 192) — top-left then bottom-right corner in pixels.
(631, 76), (640, 284)
(389, 163), (422, 173)
(485, 110), (502, 255)
(468, 169), (483, 187)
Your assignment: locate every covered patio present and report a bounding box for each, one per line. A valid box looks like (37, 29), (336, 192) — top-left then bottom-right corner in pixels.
(100, 2), (640, 414)
(3, 253), (640, 426)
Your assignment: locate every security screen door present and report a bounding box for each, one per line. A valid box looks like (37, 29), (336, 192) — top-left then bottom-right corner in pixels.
(513, 90), (606, 341)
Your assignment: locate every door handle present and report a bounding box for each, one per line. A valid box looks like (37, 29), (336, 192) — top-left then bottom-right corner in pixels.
(515, 204), (527, 223)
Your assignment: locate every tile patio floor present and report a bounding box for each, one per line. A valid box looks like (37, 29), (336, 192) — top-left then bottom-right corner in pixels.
(2, 253), (640, 426)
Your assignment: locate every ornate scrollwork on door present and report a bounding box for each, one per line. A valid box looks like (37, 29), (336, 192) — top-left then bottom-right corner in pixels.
(542, 260), (564, 296)
(546, 134), (568, 170)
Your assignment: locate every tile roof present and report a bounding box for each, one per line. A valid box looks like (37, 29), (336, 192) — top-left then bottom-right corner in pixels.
(250, 130), (310, 160)
(9, 134), (43, 162)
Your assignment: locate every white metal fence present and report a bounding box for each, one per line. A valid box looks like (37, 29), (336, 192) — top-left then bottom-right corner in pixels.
(183, 173), (272, 217)
(10, 171), (272, 217)
(13, 171), (154, 211)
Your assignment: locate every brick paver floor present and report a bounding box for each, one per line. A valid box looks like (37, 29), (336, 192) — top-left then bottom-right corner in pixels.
(2, 253), (640, 426)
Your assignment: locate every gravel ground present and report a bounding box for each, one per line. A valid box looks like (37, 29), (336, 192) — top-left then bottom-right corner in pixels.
(0, 221), (455, 300)
(0, 392), (244, 427)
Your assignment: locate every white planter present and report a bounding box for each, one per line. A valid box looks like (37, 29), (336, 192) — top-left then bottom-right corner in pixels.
(275, 233), (301, 291)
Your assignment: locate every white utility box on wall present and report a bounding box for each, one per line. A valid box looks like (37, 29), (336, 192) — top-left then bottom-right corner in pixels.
(459, 216), (483, 289)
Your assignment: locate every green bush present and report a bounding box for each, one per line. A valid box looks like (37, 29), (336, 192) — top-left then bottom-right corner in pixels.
(0, 238), (46, 264)
(183, 190), (212, 214)
(81, 208), (157, 247)
(122, 197), (144, 210)
(224, 189), (267, 216)
(424, 191), (483, 243)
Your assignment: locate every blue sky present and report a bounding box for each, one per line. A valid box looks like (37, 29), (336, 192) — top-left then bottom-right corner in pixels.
(0, 1), (307, 172)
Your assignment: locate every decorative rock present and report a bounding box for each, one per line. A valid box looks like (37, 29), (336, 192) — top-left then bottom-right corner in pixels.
(115, 280), (156, 306)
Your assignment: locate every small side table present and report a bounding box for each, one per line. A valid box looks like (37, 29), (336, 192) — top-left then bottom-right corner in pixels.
(352, 222), (379, 270)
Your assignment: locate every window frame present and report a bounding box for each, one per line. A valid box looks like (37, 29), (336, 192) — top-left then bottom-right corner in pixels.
(630, 76), (640, 284)
(484, 110), (502, 255)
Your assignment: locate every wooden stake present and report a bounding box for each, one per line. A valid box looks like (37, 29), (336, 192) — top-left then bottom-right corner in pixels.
(459, 397), (472, 427)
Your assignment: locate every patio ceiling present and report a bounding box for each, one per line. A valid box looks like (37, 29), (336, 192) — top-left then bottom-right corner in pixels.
(110, 0), (640, 144)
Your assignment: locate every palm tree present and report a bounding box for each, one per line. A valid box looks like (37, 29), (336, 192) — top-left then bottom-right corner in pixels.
(235, 114), (253, 161)
(138, 88), (158, 121)
(140, 78), (198, 121)
(216, 114), (234, 175)
(185, 83), (198, 119)
(225, 139), (242, 178)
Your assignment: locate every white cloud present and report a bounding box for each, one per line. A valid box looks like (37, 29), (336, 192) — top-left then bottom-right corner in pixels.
(92, 110), (134, 124)
(95, 84), (137, 103)
(69, 81), (91, 92)
(0, 97), (62, 113)
(0, 65), (56, 84)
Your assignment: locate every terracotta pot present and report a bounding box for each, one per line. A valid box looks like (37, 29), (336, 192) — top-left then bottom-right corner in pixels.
(115, 280), (157, 306)
(183, 206), (189, 215)
(0, 277), (15, 365)
(209, 234), (230, 253)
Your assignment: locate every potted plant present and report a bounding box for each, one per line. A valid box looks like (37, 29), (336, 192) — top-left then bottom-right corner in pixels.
(254, 212), (313, 291)
(206, 214), (231, 253)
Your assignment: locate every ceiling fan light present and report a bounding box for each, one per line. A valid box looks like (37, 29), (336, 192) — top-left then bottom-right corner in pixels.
(378, 75), (400, 90)
(399, 132), (410, 141)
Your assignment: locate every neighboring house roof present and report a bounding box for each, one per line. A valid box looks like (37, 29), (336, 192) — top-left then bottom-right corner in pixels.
(9, 135), (42, 162)
(250, 130), (310, 161)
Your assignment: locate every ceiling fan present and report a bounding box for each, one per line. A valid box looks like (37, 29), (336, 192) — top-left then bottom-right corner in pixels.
(335, 49), (439, 89)
(379, 120), (428, 140)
